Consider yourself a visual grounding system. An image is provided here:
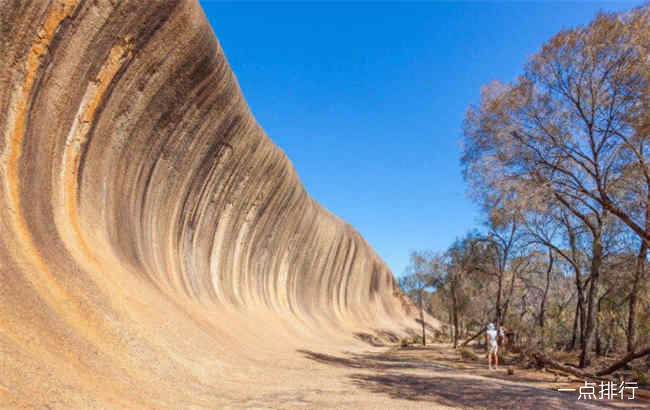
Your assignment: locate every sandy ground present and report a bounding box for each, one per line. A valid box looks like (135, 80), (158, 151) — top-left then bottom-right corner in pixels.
(255, 343), (650, 409)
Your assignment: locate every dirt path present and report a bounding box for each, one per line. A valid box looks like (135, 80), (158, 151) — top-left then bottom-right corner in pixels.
(285, 344), (649, 409)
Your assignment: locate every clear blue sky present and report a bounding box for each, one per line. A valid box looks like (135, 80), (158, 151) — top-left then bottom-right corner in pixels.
(200, 1), (644, 278)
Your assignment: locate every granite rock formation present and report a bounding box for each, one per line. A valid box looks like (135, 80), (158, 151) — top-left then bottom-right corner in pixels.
(0, 1), (420, 407)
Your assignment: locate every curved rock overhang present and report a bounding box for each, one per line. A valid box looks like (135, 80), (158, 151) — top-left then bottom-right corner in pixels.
(0, 0), (419, 406)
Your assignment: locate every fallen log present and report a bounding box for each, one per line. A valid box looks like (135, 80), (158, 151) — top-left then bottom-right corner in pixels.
(595, 347), (650, 376)
(531, 352), (594, 379)
(546, 368), (573, 378)
(461, 326), (487, 347)
(531, 348), (650, 380)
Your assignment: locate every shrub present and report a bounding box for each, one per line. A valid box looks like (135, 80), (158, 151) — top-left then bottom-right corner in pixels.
(460, 348), (480, 361)
(634, 370), (649, 386)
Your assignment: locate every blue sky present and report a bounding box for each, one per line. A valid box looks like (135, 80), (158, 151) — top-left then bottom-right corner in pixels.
(200, 1), (644, 278)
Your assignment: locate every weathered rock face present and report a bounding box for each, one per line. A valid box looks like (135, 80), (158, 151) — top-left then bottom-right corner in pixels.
(0, 0), (416, 407)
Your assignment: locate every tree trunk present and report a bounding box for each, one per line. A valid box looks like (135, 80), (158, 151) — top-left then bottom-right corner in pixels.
(451, 284), (459, 348)
(447, 303), (453, 343)
(495, 269), (503, 329)
(580, 233), (602, 368)
(579, 292), (586, 346)
(570, 301), (580, 351)
(595, 296), (602, 356)
(647, 331), (650, 370)
(419, 289), (426, 346)
(540, 248), (553, 349)
(571, 276), (587, 350)
(627, 239), (647, 353)
(568, 226), (586, 351)
(580, 276), (598, 367)
(501, 269), (517, 328)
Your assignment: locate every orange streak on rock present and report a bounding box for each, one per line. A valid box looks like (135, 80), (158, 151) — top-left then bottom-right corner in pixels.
(57, 38), (134, 265)
(2, 1), (80, 320)
(0, 1), (149, 403)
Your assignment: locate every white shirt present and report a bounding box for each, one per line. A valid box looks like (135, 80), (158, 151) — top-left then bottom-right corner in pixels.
(487, 329), (504, 345)
(487, 329), (498, 345)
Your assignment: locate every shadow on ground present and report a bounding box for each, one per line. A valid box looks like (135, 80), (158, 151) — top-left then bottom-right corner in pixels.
(298, 348), (621, 409)
(348, 372), (621, 409)
(297, 349), (450, 371)
(354, 322), (437, 348)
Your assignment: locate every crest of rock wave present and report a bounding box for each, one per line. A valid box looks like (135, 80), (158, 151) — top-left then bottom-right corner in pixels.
(0, 0), (421, 407)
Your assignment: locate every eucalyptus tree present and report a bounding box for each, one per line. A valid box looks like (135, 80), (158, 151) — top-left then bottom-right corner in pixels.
(445, 235), (482, 347)
(461, 7), (649, 366)
(400, 250), (446, 346)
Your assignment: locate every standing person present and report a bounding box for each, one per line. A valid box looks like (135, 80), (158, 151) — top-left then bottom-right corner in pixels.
(485, 323), (503, 370)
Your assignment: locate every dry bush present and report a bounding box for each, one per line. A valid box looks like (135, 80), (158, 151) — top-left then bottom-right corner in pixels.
(460, 348), (480, 361)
